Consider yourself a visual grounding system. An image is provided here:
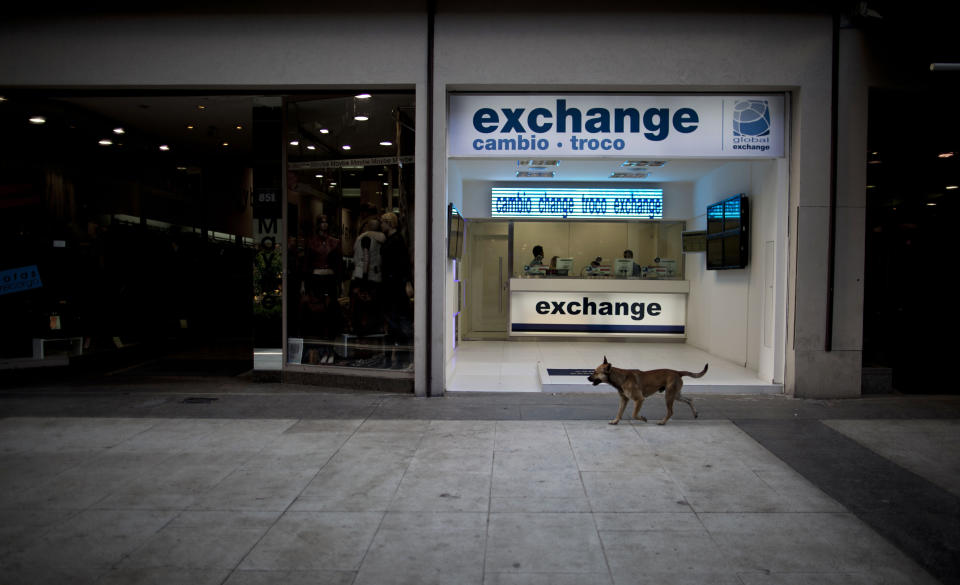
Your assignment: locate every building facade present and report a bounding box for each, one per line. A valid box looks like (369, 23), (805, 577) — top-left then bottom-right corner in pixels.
(0, 4), (875, 398)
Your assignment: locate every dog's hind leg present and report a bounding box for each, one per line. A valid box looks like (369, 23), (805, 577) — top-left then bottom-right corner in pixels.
(658, 400), (674, 425)
(631, 397), (647, 422)
(658, 382), (679, 425)
(609, 393), (629, 425)
(675, 392), (698, 419)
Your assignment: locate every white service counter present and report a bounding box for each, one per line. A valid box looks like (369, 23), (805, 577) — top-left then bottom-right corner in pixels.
(509, 277), (688, 338)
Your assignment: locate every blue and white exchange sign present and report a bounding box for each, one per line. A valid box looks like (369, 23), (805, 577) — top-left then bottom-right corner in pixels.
(449, 94), (785, 158)
(510, 291), (686, 337)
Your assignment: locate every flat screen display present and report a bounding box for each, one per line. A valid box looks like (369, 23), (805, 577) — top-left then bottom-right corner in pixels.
(448, 203), (465, 259)
(705, 194), (748, 270)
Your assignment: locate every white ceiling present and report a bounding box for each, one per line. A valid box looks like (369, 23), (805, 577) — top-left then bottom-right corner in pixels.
(450, 157), (731, 183)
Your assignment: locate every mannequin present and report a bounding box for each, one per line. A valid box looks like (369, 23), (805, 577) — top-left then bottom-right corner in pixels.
(301, 214), (343, 364)
(379, 212), (414, 369)
(349, 217), (385, 336)
(352, 217), (385, 283)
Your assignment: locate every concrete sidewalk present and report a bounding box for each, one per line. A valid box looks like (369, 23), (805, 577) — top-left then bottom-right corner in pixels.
(1, 383), (958, 585)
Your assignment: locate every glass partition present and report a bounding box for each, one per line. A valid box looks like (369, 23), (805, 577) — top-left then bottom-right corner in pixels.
(512, 220), (685, 279)
(285, 93), (416, 370)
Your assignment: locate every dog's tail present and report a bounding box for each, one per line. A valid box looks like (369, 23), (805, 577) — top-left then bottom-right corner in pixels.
(679, 364), (708, 379)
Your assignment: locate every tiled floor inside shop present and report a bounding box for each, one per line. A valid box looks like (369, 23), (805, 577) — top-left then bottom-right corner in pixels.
(448, 341), (781, 394)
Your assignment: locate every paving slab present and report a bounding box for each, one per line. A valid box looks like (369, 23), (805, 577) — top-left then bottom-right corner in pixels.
(0, 390), (956, 585)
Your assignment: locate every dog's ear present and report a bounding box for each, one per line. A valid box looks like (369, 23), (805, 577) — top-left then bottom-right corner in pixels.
(603, 355), (608, 364)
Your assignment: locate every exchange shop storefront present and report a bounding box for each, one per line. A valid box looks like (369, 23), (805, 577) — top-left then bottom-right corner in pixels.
(442, 93), (789, 392)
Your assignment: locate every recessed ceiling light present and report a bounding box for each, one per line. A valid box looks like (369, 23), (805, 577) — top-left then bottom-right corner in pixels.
(379, 141), (393, 146)
(342, 145), (351, 150)
(306, 145), (316, 150)
(197, 105), (206, 110)
(319, 129), (329, 134)
(221, 142), (229, 147)
(29, 116), (46, 124)
(938, 152), (954, 158)
(186, 124), (195, 130)
(159, 145), (170, 151)
(383, 182), (389, 186)
(354, 115), (369, 121)
(927, 202), (937, 206)
(176, 166), (187, 171)
(355, 93), (372, 99)
(0, 96), (7, 102)
(330, 182), (337, 186)
(289, 140), (299, 146)
(235, 125), (243, 130)
(947, 185), (958, 190)
(98, 139), (113, 146)
(315, 174), (323, 178)
(113, 127), (125, 135)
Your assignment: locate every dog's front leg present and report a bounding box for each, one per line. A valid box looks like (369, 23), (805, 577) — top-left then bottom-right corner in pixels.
(609, 394), (628, 425)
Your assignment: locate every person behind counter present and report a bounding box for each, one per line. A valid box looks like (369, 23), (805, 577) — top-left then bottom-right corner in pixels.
(530, 245), (545, 266)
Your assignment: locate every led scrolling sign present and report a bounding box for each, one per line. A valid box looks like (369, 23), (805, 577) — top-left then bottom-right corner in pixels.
(491, 188), (663, 220)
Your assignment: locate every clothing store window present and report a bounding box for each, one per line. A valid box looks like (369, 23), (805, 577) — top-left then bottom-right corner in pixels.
(285, 93), (416, 370)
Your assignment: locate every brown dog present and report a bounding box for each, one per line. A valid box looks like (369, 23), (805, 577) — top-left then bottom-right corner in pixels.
(587, 356), (707, 425)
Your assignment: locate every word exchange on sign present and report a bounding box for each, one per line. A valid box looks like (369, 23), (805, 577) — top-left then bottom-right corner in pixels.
(448, 94), (784, 158)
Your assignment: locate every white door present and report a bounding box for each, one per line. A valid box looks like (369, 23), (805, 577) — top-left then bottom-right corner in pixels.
(470, 233), (509, 333)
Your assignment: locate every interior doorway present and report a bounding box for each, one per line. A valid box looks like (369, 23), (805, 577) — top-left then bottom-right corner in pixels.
(466, 223), (510, 336)
(467, 224), (510, 338)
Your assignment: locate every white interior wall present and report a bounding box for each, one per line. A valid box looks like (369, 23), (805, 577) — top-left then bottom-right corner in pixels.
(444, 163), (465, 381)
(687, 160), (785, 381)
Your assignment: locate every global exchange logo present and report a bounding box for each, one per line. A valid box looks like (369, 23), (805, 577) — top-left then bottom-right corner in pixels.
(732, 100), (771, 137)
(731, 99), (771, 152)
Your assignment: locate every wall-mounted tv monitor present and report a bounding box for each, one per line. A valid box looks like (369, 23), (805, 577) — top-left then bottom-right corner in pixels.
(448, 203), (465, 259)
(705, 194), (749, 270)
